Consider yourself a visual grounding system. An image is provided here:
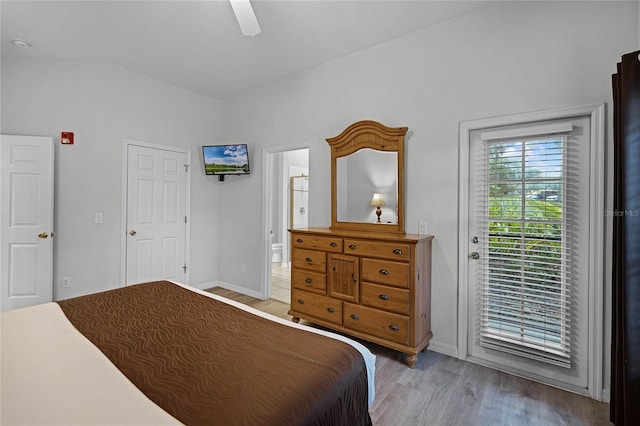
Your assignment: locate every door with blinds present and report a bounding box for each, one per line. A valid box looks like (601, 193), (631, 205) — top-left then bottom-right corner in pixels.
(464, 111), (600, 394)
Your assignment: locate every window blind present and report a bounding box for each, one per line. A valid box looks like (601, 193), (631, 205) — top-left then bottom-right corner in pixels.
(474, 128), (572, 368)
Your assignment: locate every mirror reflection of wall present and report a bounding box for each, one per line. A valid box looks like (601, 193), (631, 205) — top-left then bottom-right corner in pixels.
(336, 148), (397, 224)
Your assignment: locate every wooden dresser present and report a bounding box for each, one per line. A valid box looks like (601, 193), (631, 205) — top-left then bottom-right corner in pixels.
(288, 227), (433, 367)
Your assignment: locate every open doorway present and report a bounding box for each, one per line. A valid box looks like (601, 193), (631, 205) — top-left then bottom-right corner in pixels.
(262, 145), (309, 303)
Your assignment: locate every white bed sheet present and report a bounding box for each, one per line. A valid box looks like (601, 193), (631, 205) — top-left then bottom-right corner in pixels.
(1, 302), (180, 425)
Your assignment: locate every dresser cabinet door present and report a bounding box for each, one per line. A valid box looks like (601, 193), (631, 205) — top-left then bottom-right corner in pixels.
(328, 254), (359, 303)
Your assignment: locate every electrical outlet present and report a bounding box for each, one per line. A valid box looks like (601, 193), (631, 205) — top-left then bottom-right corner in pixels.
(241, 264), (246, 273)
(94, 212), (103, 224)
(62, 277), (71, 288)
(419, 221), (429, 234)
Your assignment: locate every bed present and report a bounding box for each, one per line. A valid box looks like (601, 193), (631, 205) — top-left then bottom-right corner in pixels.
(1, 280), (375, 425)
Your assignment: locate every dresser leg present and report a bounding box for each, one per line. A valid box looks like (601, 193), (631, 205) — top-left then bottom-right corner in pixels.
(406, 354), (418, 368)
(292, 317), (300, 323)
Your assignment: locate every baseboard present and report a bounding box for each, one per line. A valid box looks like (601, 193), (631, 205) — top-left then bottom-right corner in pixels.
(202, 280), (264, 299)
(190, 281), (217, 291)
(428, 340), (459, 358)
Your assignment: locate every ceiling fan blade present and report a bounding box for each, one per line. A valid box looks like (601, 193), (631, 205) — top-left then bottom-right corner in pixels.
(229, 0), (261, 37)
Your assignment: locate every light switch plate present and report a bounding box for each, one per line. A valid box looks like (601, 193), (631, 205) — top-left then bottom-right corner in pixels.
(419, 221), (429, 234)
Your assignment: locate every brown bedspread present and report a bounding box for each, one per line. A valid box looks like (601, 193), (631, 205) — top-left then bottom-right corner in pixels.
(57, 281), (372, 426)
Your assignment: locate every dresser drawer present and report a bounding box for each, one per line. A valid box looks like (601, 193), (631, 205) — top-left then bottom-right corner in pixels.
(291, 290), (342, 325)
(292, 234), (343, 253)
(292, 249), (327, 273)
(343, 303), (409, 345)
(292, 269), (326, 294)
(361, 258), (410, 288)
(361, 282), (409, 315)
(344, 239), (410, 261)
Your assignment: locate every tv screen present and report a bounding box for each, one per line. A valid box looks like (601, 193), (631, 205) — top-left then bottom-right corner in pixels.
(202, 144), (250, 176)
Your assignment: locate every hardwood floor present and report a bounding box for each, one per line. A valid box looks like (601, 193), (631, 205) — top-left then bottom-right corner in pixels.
(205, 287), (611, 426)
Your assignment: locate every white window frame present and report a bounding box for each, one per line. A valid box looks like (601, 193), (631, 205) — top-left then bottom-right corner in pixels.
(458, 104), (605, 399)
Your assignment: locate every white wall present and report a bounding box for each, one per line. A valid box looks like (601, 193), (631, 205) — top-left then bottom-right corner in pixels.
(1, 56), (222, 298)
(218, 0), (638, 387)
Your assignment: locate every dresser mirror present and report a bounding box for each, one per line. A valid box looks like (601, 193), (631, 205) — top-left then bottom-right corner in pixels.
(327, 120), (407, 234)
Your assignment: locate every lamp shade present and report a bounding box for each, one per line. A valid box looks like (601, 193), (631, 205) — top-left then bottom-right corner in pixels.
(369, 193), (386, 207)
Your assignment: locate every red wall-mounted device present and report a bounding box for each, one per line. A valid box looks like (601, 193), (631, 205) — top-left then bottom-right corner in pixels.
(60, 132), (74, 145)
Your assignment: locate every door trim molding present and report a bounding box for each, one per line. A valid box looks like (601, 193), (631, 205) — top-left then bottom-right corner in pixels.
(457, 103), (605, 399)
(120, 139), (191, 287)
(261, 142), (310, 300)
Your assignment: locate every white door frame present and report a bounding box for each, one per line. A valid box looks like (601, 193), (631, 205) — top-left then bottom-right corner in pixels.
(458, 103), (605, 399)
(260, 142), (310, 300)
(120, 139), (191, 286)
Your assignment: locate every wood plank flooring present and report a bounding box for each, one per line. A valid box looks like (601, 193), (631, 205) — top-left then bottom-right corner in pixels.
(205, 287), (611, 426)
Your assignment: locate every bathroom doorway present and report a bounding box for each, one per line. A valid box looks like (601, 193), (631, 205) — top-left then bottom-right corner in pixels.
(263, 145), (309, 303)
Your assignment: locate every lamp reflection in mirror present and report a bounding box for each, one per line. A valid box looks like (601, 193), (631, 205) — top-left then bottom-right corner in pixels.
(369, 193), (386, 223)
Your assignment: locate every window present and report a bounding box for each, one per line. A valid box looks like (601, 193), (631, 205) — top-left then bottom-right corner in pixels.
(479, 134), (569, 366)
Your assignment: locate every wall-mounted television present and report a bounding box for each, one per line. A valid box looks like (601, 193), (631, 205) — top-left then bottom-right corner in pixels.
(202, 144), (250, 181)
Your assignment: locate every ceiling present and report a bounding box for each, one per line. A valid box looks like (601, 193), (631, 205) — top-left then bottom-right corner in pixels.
(1, 1), (489, 99)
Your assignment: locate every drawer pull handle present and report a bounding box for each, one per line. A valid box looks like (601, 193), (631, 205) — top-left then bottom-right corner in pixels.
(348, 244), (358, 250)
(305, 278), (312, 284)
(296, 238), (303, 243)
(389, 324), (400, 331)
(297, 299), (305, 304)
(330, 242), (338, 247)
(327, 307), (335, 313)
(393, 249), (403, 255)
(379, 269), (389, 275)
(350, 314), (360, 321)
(379, 294), (389, 300)
(305, 257), (313, 263)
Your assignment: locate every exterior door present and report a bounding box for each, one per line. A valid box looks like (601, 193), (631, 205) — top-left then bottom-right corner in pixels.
(459, 105), (605, 398)
(126, 143), (188, 285)
(0, 135), (54, 311)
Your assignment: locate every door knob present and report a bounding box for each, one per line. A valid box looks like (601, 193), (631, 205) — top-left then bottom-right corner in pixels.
(471, 252), (480, 260)
(38, 232), (48, 239)
(129, 230), (137, 236)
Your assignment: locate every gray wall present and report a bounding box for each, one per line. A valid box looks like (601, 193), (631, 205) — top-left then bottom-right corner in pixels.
(218, 0), (638, 388)
(1, 57), (222, 298)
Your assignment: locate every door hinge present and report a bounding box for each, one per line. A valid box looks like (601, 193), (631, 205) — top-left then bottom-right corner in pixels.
(185, 216), (188, 223)
(182, 264), (188, 273)
(184, 164), (189, 172)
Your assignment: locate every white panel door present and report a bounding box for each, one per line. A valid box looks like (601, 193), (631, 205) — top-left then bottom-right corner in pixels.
(0, 135), (54, 312)
(126, 144), (187, 285)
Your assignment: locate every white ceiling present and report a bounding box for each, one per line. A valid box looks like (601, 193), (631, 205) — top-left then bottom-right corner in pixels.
(1, 1), (489, 99)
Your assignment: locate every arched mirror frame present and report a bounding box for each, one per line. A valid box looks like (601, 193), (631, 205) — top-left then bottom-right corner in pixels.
(327, 120), (407, 234)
